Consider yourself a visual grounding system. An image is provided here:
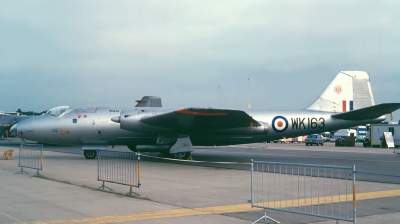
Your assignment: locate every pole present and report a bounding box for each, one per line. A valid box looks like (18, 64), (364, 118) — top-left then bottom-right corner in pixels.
(353, 165), (356, 224)
(138, 152), (141, 188)
(251, 159), (254, 206)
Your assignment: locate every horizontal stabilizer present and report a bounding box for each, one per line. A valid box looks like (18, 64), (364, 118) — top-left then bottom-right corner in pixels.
(141, 108), (260, 130)
(135, 96), (162, 107)
(331, 103), (400, 120)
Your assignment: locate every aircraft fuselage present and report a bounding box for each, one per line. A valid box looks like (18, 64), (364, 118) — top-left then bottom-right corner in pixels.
(11, 106), (383, 147)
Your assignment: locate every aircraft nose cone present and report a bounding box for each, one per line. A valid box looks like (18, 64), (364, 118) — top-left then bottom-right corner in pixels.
(10, 124), (18, 136)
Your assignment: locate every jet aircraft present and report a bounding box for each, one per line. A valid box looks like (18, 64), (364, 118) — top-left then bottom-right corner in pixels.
(1, 112), (32, 138)
(11, 71), (400, 159)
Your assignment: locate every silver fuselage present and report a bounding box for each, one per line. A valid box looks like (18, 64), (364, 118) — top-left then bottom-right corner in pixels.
(11, 106), (383, 147)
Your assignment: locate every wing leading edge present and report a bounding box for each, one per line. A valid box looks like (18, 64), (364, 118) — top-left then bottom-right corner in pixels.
(331, 103), (400, 120)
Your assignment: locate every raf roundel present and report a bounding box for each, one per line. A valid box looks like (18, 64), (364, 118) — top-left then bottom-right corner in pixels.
(334, 85), (342, 94)
(272, 116), (288, 133)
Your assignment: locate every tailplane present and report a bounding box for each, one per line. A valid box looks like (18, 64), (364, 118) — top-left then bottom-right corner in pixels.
(306, 71), (375, 112)
(135, 96), (162, 107)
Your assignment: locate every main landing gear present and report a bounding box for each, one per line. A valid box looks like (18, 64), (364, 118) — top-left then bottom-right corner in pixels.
(159, 151), (192, 160)
(84, 150), (97, 159)
(171, 151), (191, 160)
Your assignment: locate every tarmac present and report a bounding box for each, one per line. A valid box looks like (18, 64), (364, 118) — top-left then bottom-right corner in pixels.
(0, 142), (400, 223)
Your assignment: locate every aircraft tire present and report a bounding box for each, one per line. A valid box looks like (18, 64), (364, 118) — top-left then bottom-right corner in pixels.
(84, 150), (97, 159)
(320, 143), (324, 146)
(316, 143), (319, 146)
(170, 152), (191, 160)
(306, 143), (309, 146)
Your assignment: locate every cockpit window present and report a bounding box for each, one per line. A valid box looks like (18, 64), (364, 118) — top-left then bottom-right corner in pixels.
(46, 106), (70, 117)
(75, 107), (97, 114)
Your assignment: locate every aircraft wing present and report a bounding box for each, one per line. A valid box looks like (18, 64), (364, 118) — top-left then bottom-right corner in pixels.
(331, 103), (400, 120)
(140, 108), (261, 130)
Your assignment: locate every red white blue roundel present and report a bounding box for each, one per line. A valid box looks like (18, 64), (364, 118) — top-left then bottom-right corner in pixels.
(272, 116), (288, 133)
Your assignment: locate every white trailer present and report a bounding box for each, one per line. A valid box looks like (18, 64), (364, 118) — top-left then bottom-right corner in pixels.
(334, 129), (357, 137)
(370, 124), (400, 147)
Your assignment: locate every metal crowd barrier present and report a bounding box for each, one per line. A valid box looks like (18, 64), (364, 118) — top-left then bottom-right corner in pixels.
(18, 143), (43, 176)
(394, 148), (400, 157)
(96, 150), (141, 196)
(251, 160), (356, 224)
(394, 140), (400, 156)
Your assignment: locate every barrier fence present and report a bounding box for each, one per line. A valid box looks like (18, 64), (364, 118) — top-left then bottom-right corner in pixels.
(393, 140), (400, 156)
(96, 150), (141, 196)
(18, 143), (43, 176)
(394, 148), (400, 156)
(251, 160), (356, 224)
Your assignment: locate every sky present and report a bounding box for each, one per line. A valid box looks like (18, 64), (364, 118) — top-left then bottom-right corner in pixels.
(1, 1), (400, 120)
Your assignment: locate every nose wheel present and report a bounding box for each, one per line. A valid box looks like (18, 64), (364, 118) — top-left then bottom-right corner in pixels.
(84, 150), (97, 159)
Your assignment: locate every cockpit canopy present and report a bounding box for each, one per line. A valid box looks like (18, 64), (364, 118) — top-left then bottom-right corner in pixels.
(45, 106), (98, 117)
(46, 106), (71, 117)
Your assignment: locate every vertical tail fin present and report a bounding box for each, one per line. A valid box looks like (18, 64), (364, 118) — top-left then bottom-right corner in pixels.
(306, 71), (375, 112)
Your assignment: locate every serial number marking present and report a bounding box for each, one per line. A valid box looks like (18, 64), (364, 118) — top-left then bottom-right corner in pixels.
(291, 117), (325, 130)
(109, 110), (120, 112)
